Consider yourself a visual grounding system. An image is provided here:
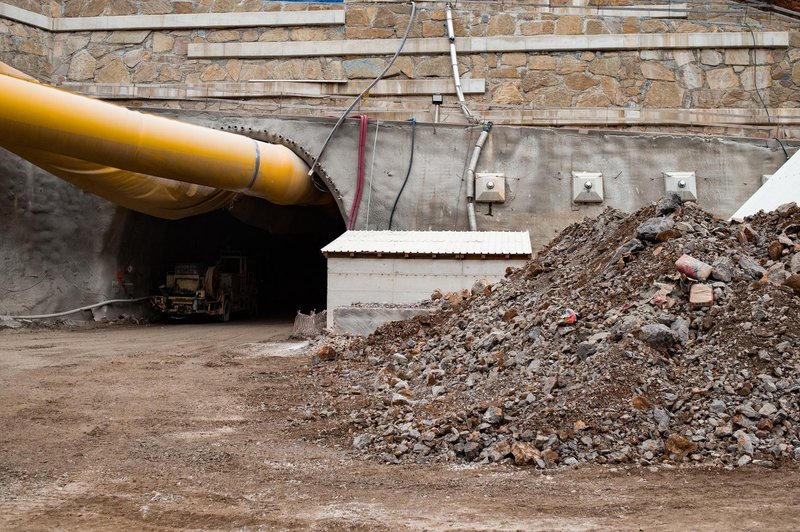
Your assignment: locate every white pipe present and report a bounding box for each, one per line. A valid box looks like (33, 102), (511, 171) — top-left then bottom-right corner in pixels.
(464, 123), (493, 231)
(446, 4), (474, 121)
(4, 297), (152, 320)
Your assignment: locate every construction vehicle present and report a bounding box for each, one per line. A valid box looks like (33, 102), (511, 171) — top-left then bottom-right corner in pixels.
(153, 255), (257, 321)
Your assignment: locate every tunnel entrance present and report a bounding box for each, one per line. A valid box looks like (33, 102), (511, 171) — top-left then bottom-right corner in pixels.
(114, 197), (345, 319)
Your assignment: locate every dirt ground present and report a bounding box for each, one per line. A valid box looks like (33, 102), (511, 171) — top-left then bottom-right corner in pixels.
(0, 321), (798, 531)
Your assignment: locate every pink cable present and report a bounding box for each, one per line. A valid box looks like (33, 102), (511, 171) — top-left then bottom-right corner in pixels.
(347, 114), (368, 230)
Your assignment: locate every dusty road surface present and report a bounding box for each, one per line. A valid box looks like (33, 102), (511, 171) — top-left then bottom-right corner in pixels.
(1, 321), (798, 531)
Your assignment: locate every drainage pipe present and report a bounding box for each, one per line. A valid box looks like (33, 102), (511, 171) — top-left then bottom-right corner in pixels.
(4, 297), (153, 320)
(465, 122), (493, 232)
(446, 3), (474, 122)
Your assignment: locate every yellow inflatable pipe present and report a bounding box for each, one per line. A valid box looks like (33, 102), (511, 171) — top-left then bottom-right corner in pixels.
(4, 145), (236, 219)
(0, 72), (328, 215)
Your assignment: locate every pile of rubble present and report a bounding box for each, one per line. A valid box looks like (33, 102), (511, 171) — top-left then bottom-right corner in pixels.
(307, 197), (800, 469)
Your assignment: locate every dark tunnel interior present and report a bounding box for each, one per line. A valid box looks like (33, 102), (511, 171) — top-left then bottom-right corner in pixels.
(113, 197), (345, 319)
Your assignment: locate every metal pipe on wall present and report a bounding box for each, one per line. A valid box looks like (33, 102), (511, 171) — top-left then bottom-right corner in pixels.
(464, 122), (493, 231)
(446, 3), (474, 122)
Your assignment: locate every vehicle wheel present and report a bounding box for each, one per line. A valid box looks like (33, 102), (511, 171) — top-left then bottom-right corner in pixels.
(220, 300), (231, 322)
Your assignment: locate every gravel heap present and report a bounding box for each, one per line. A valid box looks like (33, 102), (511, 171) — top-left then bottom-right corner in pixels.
(307, 197), (800, 469)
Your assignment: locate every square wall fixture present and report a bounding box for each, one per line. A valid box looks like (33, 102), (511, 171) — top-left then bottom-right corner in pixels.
(475, 173), (506, 203)
(664, 171), (697, 201)
(572, 172), (604, 203)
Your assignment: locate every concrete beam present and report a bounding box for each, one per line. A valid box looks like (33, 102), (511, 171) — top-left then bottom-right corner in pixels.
(0, 2), (344, 32)
(62, 78), (486, 99)
(189, 31), (789, 58)
(562, 4), (688, 18)
(0, 2), (51, 30)
(331, 306), (431, 335)
(473, 107), (800, 127)
(349, 2), (688, 18)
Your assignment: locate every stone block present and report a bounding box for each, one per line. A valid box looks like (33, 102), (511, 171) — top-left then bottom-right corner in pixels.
(557, 56), (588, 75)
(528, 55), (556, 71)
(641, 62), (675, 81)
(414, 56), (450, 78)
(533, 86), (572, 107)
(123, 49), (150, 68)
(679, 64), (704, 90)
(200, 63), (228, 82)
(67, 49), (96, 80)
(725, 49), (750, 66)
(565, 73), (599, 91)
(95, 57), (130, 83)
(343, 58), (385, 79)
(346, 7), (369, 26)
(492, 82), (523, 104)
(588, 56), (620, 77)
(132, 61), (158, 82)
(576, 87), (611, 107)
(741, 66), (772, 90)
(501, 52), (526, 68)
(700, 50), (722, 66)
(555, 15), (582, 35)
(207, 30), (240, 43)
(107, 30), (150, 44)
(644, 81), (683, 107)
(641, 20), (669, 33)
(519, 21), (554, 35)
(421, 20), (445, 38)
(152, 33), (174, 53)
(488, 14), (515, 36)
(290, 28), (330, 42)
(673, 50), (695, 67)
(707, 67), (739, 90)
(521, 71), (560, 91)
(585, 20), (609, 35)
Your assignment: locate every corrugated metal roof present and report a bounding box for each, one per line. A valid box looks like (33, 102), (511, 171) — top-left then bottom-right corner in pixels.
(321, 231), (532, 258)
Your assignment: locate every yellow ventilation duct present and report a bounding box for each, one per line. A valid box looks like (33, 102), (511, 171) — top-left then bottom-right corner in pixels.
(0, 70), (329, 218)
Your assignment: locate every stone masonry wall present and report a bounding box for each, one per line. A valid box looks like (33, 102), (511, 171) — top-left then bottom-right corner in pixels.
(0, 19), (52, 80)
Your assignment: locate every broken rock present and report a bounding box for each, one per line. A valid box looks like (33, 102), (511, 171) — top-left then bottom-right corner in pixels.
(689, 283), (714, 308)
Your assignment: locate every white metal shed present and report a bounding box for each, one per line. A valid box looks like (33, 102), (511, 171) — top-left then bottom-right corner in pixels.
(321, 231), (532, 328)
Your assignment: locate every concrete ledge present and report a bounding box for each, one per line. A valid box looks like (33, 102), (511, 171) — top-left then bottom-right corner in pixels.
(0, 2), (51, 30)
(346, 2), (688, 18)
(569, 4), (688, 18)
(341, 106), (800, 127)
(63, 78), (486, 99)
(0, 2), (344, 32)
(476, 107), (800, 127)
(332, 306), (430, 336)
(189, 31), (789, 58)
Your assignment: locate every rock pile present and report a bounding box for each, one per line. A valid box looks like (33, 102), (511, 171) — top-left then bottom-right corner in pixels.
(307, 198), (800, 469)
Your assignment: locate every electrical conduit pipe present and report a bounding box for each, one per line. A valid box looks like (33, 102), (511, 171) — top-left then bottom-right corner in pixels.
(465, 122), (493, 232)
(446, 3), (474, 121)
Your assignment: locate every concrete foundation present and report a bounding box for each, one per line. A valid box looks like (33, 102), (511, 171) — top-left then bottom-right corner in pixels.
(332, 306), (430, 336)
